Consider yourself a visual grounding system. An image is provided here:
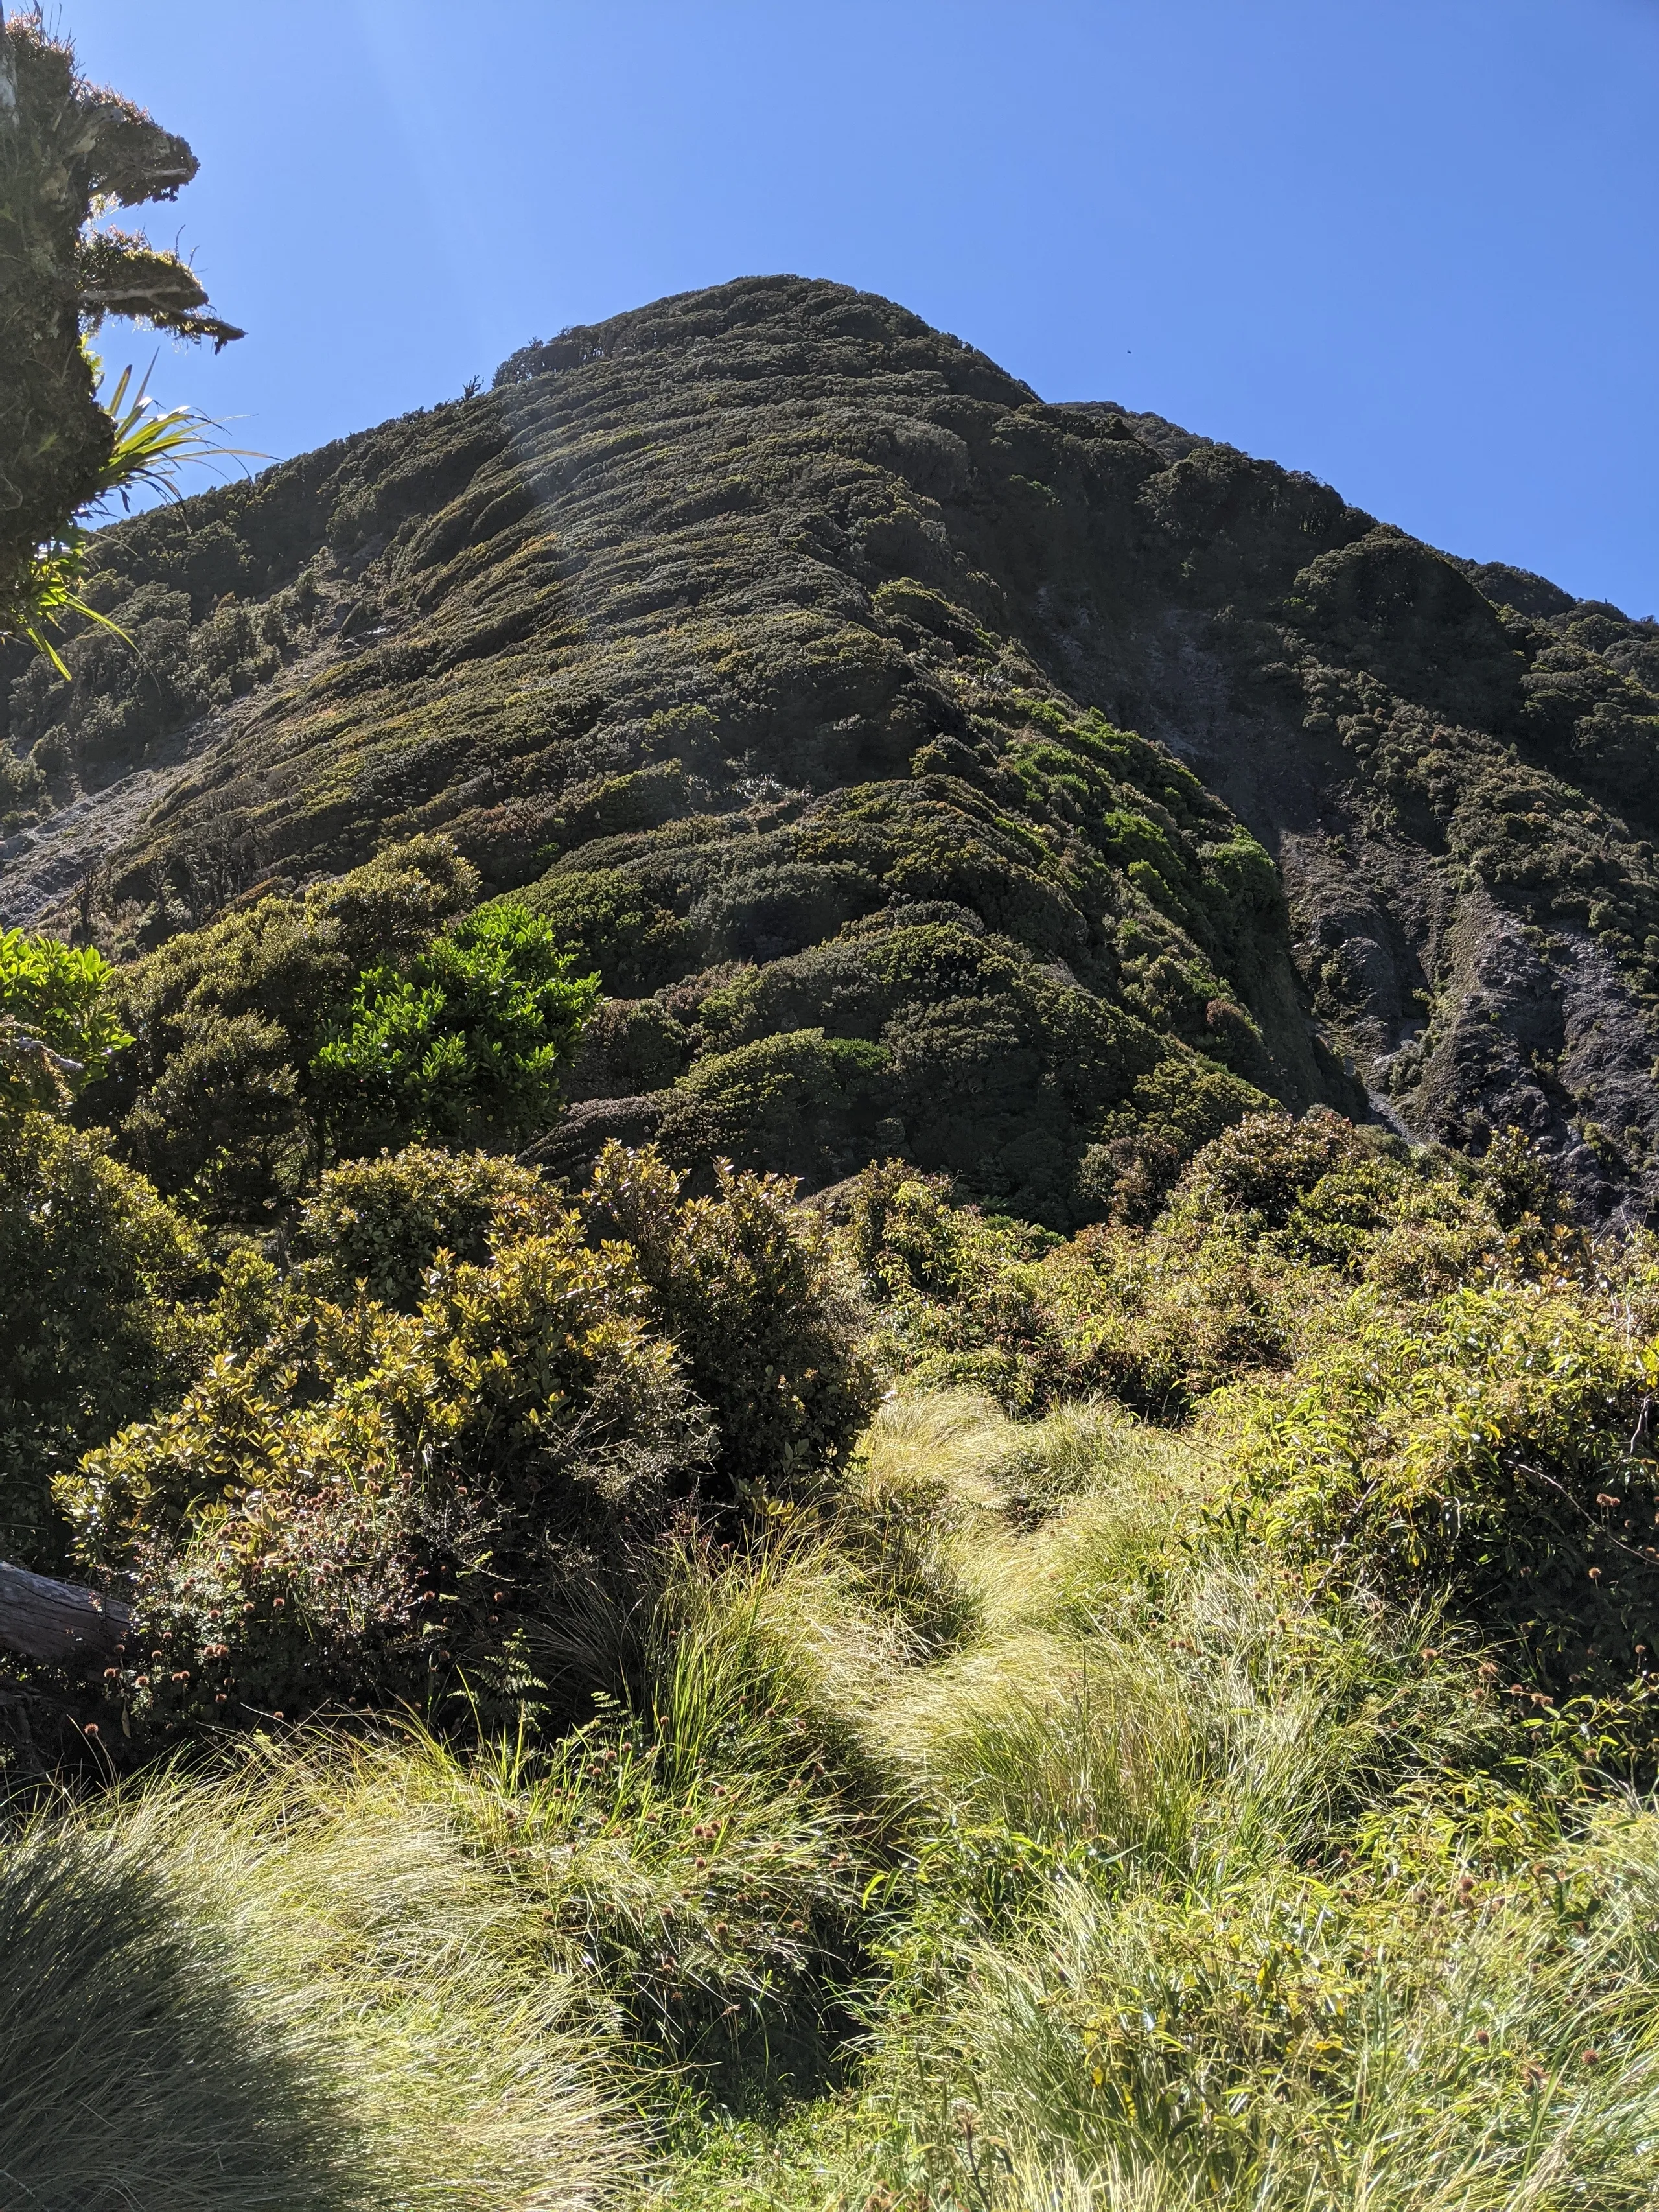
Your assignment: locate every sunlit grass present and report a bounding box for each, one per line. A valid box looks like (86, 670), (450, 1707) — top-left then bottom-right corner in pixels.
(12, 1384), (1659, 2210)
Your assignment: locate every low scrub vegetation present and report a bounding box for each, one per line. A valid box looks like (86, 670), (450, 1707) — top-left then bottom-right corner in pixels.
(6, 886), (1659, 2207)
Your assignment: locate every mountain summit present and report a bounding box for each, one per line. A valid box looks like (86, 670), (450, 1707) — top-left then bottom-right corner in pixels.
(4, 275), (1658, 1222)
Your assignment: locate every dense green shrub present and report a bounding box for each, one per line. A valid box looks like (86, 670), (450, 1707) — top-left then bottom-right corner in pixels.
(88, 838), (485, 1211)
(59, 1143), (873, 1734)
(62, 1215), (709, 1733)
(510, 867), (691, 995)
(1225, 1281), (1659, 1692)
(1175, 1104), (1371, 1227)
(0, 1113), (207, 1566)
(850, 1151), (1297, 1419)
(657, 1029), (893, 1184)
(0, 927), (132, 1111)
(312, 902), (597, 1156)
(118, 1008), (310, 1219)
(564, 995), (691, 1100)
(850, 1108), (1520, 1421)
(847, 1160), (1079, 1414)
(582, 1142), (879, 1501)
(292, 1145), (564, 1310)
(1079, 1056), (1270, 1224)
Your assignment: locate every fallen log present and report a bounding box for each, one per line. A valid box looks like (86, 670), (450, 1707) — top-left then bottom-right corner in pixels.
(0, 1561), (130, 1665)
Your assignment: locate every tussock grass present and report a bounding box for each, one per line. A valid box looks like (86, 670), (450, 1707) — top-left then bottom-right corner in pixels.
(19, 1384), (1659, 2211)
(876, 1810), (1659, 2211)
(0, 1822), (354, 2212)
(0, 1745), (631, 2211)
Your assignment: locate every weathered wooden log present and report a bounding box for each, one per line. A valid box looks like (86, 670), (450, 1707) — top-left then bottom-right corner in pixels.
(0, 1560), (130, 1665)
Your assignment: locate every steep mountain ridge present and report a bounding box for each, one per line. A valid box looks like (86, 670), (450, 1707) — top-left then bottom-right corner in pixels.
(3, 274), (1658, 1222)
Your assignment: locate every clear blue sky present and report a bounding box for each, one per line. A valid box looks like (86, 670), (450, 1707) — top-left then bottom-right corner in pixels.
(50, 0), (1659, 615)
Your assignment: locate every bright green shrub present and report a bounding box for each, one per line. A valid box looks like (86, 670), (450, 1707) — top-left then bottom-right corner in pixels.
(1352, 1165), (1504, 1297)
(292, 1145), (564, 1309)
(1224, 1281), (1659, 1690)
(312, 902), (597, 1156)
(58, 1143), (874, 1732)
(0, 927), (131, 1111)
(582, 1142), (878, 1500)
(89, 837), (483, 1211)
(0, 1112), (206, 1567)
(62, 1214), (709, 1734)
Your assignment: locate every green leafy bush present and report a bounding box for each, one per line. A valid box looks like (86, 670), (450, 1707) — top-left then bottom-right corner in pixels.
(59, 1143), (873, 1734)
(850, 1110), (1518, 1420)
(1225, 1281), (1659, 1691)
(62, 1215), (708, 1734)
(583, 1141), (879, 1500)
(91, 836), (482, 1211)
(657, 1028), (893, 1184)
(0, 1112), (207, 1566)
(292, 1145), (564, 1310)
(848, 1153), (1295, 1418)
(0, 927), (131, 1111)
(312, 902), (598, 1156)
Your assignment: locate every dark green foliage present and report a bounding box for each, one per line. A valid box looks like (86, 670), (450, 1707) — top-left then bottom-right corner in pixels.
(1286, 528), (1527, 734)
(84, 837), (481, 1213)
(658, 1029), (893, 1186)
(1080, 1055), (1271, 1224)
(0, 1112), (205, 1566)
(312, 902), (597, 1156)
(582, 1142), (879, 1502)
(509, 867), (690, 995)
(62, 1224), (708, 1733)
(0, 281), (1356, 1229)
(563, 995), (692, 1100)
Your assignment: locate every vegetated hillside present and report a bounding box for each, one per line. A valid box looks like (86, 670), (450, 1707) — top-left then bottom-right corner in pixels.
(4, 274), (1658, 1223)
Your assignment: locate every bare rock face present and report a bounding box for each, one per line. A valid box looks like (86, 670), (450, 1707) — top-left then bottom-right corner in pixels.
(3, 275), (1657, 1219)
